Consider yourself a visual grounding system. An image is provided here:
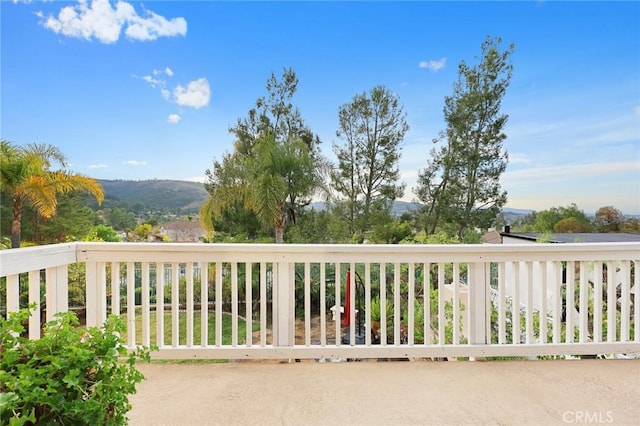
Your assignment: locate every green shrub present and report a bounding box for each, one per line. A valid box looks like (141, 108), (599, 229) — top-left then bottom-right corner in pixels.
(0, 306), (151, 425)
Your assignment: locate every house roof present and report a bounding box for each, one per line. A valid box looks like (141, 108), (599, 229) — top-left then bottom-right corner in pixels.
(500, 232), (640, 243)
(481, 230), (502, 244)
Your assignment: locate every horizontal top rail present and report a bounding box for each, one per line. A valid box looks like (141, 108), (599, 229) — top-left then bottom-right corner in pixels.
(1, 242), (638, 277)
(75, 241), (640, 263)
(0, 243), (77, 276)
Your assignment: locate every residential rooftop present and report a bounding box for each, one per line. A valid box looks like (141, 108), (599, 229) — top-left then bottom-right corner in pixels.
(500, 232), (640, 244)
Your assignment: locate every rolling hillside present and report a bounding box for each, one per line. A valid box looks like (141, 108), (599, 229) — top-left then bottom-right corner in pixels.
(98, 179), (209, 213)
(97, 179), (534, 221)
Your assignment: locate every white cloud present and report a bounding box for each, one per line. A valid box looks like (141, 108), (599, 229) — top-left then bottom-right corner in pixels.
(89, 164), (108, 169)
(173, 78), (210, 109)
(167, 113), (181, 124)
(509, 153), (531, 165)
(419, 57), (446, 71)
(41, 0), (186, 44)
(634, 105), (640, 116)
(140, 75), (163, 88)
(124, 160), (147, 166)
(138, 70), (209, 109)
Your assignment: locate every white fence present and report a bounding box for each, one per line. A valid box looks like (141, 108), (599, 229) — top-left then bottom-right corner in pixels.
(1, 242), (639, 360)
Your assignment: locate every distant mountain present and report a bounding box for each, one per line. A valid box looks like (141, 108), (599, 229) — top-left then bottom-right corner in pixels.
(308, 201), (533, 220)
(307, 200), (420, 216)
(96, 178), (538, 219)
(97, 179), (208, 213)
(502, 207), (534, 216)
(308, 200), (419, 214)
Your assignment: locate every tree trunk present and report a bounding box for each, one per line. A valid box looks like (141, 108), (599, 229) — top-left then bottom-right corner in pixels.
(11, 198), (23, 248)
(275, 225), (284, 244)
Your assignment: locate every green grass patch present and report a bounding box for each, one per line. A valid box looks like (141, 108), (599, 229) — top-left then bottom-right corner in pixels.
(123, 311), (261, 346)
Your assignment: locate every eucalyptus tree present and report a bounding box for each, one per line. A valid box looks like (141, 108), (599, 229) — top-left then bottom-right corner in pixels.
(201, 69), (324, 243)
(331, 85), (408, 242)
(415, 36), (514, 240)
(0, 140), (104, 248)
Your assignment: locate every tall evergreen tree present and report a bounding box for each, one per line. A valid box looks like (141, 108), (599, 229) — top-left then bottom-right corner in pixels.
(415, 36), (514, 240)
(331, 85), (408, 242)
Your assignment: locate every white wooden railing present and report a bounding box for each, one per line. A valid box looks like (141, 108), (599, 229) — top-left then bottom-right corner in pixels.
(1, 242), (639, 360)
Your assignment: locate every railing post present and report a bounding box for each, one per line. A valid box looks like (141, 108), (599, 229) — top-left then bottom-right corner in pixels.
(469, 262), (489, 355)
(45, 266), (68, 321)
(6, 274), (19, 313)
(85, 261), (106, 327)
(273, 260), (294, 348)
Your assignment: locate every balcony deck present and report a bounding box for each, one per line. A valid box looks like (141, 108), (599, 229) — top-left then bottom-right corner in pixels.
(127, 359), (640, 426)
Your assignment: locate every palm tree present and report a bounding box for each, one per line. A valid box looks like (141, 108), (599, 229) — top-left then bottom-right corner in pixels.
(200, 135), (320, 243)
(0, 140), (104, 248)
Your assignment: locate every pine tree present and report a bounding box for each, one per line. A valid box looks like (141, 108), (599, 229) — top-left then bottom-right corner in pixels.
(416, 36), (514, 240)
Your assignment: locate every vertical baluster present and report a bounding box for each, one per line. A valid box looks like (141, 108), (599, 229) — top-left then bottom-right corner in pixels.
(171, 262), (179, 347)
(350, 262), (356, 345)
(437, 263), (445, 344)
(156, 263), (165, 348)
(540, 262), (548, 344)
(408, 263), (415, 346)
(512, 262), (520, 344)
(365, 262), (371, 346)
(305, 262), (311, 346)
(245, 262), (252, 347)
(606, 261), (616, 342)
(215, 262), (223, 347)
(335, 263), (341, 346)
(620, 261), (630, 342)
(552, 261), (562, 344)
(424, 263), (431, 345)
(634, 260), (639, 343)
(498, 262), (506, 344)
(484, 263), (491, 347)
(141, 262), (150, 347)
(579, 261), (589, 343)
(453, 263), (460, 345)
(127, 262), (136, 348)
(186, 263), (194, 347)
(394, 263), (401, 345)
(260, 262), (267, 346)
(593, 262), (603, 342)
(231, 262), (238, 347)
(201, 263), (209, 347)
(566, 261), (575, 343)
(28, 270), (40, 339)
(526, 262), (533, 344)
(320, 262), (327, 346)
(380, 263), (386, 346)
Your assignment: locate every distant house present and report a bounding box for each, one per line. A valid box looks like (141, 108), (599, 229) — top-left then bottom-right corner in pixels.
(481, 227), (639, 331)
(481, 229), (502, 244)
(481, 226), (640, 244)
(160, 219), (206, 242)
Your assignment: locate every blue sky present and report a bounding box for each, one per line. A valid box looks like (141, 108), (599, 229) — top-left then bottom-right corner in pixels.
(2, 0), (639, 215)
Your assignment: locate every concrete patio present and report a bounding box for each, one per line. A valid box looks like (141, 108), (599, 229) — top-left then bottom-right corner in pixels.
(127, 359), (640, 426)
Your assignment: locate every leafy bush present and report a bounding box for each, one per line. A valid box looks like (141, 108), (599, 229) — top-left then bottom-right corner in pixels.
(0, 306), (151, 425)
